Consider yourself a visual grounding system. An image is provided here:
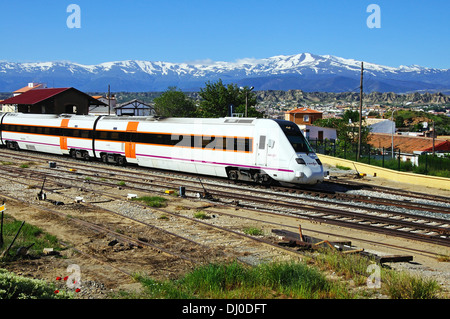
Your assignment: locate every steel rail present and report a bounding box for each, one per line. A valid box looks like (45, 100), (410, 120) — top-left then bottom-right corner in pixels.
(1, 149), (450, 247)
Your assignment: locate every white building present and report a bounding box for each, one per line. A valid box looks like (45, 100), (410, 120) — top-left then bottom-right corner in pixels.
(298, 124), (337, 141)
(114, 99), (156, 116)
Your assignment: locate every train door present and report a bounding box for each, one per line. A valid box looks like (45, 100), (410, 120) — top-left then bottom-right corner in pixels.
(60, 118), (69, 151)
(125, 121), (138, 159)
(256, 135), (267, 166)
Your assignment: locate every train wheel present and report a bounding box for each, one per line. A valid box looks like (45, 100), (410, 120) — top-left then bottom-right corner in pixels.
(101, 154), (108, 163)
(256, 174), (272, 186)
(117, 156), (126, 166)
(83, 152), (90, 161)
(228, 170), (239, 181)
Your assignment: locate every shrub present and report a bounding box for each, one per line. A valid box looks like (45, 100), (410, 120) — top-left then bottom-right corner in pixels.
(0, 269), (72, 299)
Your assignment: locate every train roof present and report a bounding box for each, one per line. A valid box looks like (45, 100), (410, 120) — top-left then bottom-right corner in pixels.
(99, 116), (261, 125)
(1, 113), (286, 127)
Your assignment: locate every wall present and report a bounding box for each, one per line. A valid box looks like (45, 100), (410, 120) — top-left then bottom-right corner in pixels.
(318, 154), (450, 190)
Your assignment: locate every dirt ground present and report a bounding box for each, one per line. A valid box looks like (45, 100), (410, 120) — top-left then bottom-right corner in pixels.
(0, 163), (449, 299)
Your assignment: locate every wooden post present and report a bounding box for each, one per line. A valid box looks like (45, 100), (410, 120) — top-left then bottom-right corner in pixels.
(298, 225), (304, 242)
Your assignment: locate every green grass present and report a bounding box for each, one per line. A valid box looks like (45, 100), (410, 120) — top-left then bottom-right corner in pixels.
(131, 196), (168, 208)
(130, 261), (352, 299)
(1, 214), (61, 259)
(335, 164), (351, 171)
(193, 211), (210, 219)
(243, 227), (264, 236)
(310, 249), (442, 299)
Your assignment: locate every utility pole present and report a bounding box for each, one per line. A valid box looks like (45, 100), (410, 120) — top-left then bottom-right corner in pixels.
(108, 85), (111, 116)
(432, 120), (435, 156)
(241, 86), (254, 118)
(357, 62), (364, 161)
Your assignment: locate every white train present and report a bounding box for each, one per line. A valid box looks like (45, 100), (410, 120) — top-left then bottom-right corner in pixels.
(0, 113), (325, 185)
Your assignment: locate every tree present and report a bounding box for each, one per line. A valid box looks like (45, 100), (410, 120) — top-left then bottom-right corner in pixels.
(314, 111), (371, 146)
(197, 79), (262, 118)
(153, 86), (197, 117)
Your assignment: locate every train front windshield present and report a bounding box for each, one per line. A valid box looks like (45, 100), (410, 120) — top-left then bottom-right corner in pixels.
(277, 122), (314, 154)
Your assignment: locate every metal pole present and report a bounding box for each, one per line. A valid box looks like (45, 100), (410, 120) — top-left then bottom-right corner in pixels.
(245, 91), (248, 118)
(432, 121), (435, 156)
(108, 85), (111, 116)
(357, 62), (363, 161)
(1, 221), (25, 258)
(391, 109), (396, 159)
(0, 211), (4, 247)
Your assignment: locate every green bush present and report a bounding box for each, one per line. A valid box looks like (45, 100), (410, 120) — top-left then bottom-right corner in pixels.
(0, 269), (72, 299)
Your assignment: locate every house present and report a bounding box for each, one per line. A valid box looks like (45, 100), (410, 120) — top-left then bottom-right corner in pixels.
(284, 108), (323, 125)
(368, 133), (450, 165)
(114, 99), (156, 116)
(1, 82), (46, 112)
(89, 95), (117, 115)
(13, 82), (46, 96)
(298, 124), (337, 141)
(368, 133), (449, 154)
(0, 87), (107, 115)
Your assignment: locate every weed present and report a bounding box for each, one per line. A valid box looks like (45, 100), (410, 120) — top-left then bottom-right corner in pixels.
(131, 196), (168, 208)
(193, 211), (210, 219)
(243, 227), (264, 236)
(336, 164), (351, 170)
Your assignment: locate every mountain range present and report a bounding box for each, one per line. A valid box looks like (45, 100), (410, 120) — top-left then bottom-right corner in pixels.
(0, 53), (449, 93)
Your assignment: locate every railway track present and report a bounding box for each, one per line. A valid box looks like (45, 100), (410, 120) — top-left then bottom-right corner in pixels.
(0, 152), (305, 268)
(1, 148), (449, 250)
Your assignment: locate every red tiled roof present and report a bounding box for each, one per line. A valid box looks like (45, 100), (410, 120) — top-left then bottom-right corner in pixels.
(286, 108), (322, 114)
(369, 133), (450, 153)
(13, 84), (43, 94)
(0, 88), (71, 105)
(422, 140), (450, 152)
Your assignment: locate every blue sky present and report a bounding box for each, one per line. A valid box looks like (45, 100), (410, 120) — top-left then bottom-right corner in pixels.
(0, 0), (448, 68)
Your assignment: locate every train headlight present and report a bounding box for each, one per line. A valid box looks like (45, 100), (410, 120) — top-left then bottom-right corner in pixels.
(296, 158), (306, 165)
(295, 171), (304, 178)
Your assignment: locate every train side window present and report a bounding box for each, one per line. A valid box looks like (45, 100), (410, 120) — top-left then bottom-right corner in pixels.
(259, 136), (266, 150)
(81, 130), (90, 139)
(98, 131), (108, 140)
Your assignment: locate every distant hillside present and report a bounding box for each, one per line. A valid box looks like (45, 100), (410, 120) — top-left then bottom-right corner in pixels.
(2, 90), (448, 108)
(254, 90), (450, 106)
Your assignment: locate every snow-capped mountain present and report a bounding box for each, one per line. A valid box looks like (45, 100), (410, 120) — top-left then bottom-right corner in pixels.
(0, 53), (448, 93)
